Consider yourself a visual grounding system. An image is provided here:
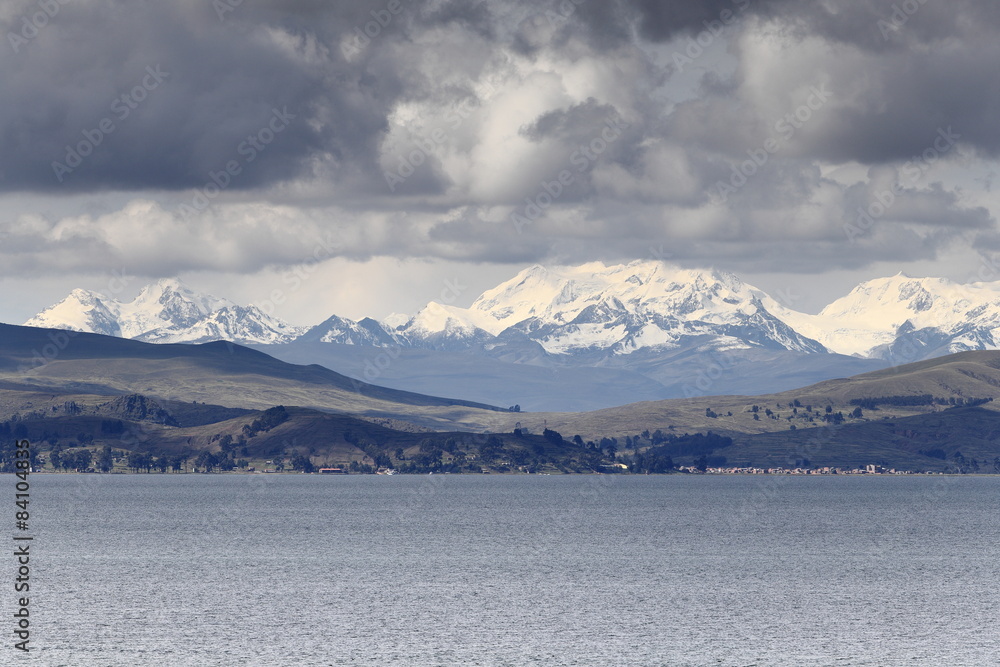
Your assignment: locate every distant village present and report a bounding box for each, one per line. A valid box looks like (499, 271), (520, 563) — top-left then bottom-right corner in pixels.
(681, 464), (924, 475)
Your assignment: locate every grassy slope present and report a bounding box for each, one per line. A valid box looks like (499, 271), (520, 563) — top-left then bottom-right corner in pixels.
(486, 350), (1000, 440)
(0, 324), (503, 430)
(720, 406), (1000, 472)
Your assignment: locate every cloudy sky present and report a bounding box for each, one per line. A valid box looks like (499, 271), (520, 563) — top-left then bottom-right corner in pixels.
(2, 0), (999, 325)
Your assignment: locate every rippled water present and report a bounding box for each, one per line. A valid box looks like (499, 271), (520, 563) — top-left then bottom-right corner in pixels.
(5, 474), (999, 666)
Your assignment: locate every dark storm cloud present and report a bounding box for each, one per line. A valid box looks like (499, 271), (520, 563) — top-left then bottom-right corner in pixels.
(621, 0), (1000, 163)
(583, 0), (1000, 52)
(1, 0), (998, 280)
(4, 0), (999, 193)
(0, 0), (422, 192)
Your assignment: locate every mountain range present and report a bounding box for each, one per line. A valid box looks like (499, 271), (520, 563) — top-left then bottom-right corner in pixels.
(26, 279), (304, 344)
(23, 261), (1000, 410)
(3, 321), (1000, 473)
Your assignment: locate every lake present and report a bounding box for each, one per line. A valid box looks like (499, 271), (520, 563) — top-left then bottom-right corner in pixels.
(6, 474), (1000, 666)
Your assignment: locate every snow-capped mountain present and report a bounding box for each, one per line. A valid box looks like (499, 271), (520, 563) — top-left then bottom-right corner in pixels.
(395, 261), (827, 356)
(24, 262), (1000, 364)
(26, 288), (125, 337)
(781, 273), (1000, 359)
(297, 314), (404, 347)
(25, 278), (304, 345)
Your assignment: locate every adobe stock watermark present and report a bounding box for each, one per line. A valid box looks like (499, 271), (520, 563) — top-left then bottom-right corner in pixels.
(843, 127), (960, 243)
(16, 329), (77, 376)
(679, 284), (804, 399)
(517, 0), (588, 33)
(341, 0), (414, 58)
(349, 277), (467, 394)
(383, 82), (496, 192)
(51, 65), (170, 183)
(670, 0), (751, 74)
(511, 114), (630, 234)
(715, 84), (832, 202)
(17, 267), (132, 375)
(7, 0), (69, 54)
(900, 251), (1000, 371)
(177, 106), (295, 217)
(878, 0), (929, 40)
(253, 230), (344, 317)
(213, 0), (244, 22)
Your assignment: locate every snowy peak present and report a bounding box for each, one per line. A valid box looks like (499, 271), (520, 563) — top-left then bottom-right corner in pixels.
(400, 302), (493, 348)
(819, 275), (970, 320)
(118, 278), (235, 338)
(403, 260), (825, 355)
(24, 263), (1000, 363)
(133, 278), (231, 314)
(732, 265), (1000, 360)
(790, 274), (1000, 357)
(468, 260), (754, 336)
(299, 314), (403, 347)
(25, 280), (302, 345)
(25, 289), (123, 337)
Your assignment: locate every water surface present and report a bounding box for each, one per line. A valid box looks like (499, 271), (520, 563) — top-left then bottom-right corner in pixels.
(7, 474), (999, 666)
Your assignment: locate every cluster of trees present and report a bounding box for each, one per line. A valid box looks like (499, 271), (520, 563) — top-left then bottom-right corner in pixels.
(621, 432), (733, 473)
(126, 451), (174, 473)
(241, 406), (289, 438)
(50, 447), (95, 472)
(288, 453), (316, 473)
(627, 448), (676, 473)
(849, 395), (993, 410)
(190, 451), (255, 472)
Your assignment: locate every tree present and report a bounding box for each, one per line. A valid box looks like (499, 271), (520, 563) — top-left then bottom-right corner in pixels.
(75, 449), (93, 471)
(480, 436), (505, 464)
(290, 453), (316, 473)
(543, 429), (564, 445)
(97, 446), (113, 473)
(194, 451), (218, 472)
